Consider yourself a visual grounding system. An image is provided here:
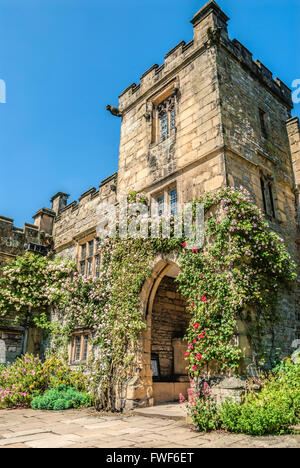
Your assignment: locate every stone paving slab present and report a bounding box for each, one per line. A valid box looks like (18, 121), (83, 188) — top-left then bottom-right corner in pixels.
(0, 408), (299, 448)
(133, 402), (186, 420)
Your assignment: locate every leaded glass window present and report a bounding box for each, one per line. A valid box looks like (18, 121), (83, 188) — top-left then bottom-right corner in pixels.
(160, 112), (168, 137)
(260, 174), (275, 218)
(74, 336), (81, 362)
(82, 335), (89, 362)
(71, 332), (90, 364)
(88, 240), (94, 257)
(95, 256), (101, 278)
(170, 189), (178, 215)
(157, 194), (164, 216)
(156, 95), (176, 140)
(78, 237), (102, 277)
(81, 244), (86, 260)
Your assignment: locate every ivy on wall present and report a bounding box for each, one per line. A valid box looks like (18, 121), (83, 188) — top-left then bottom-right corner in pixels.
(0, 187), (297, 411)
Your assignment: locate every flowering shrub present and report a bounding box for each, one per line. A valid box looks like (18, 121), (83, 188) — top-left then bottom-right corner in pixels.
(0, 253), (75, 326)
(0, 354), (87, 408)
(31, 384), (92, 411)
(182, 385), (221, 432)
(220, 360), (300, 435)
(0, 354), (46, 407)
(42, 356), (87, 391)
(187, 360), (300, 435)
(177, 187), (297, 375)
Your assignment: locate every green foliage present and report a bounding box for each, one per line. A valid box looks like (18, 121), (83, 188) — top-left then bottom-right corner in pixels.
(0, 253), (75, 325)
(177, 187), (297, 375)
(185, 389), (221, 432)
(0, 354), (47, 407)
(0, 188), (297, 412)
(189, 360), (300, 435)
(31, 384), (92, 411)
(0, 354), (87, 408)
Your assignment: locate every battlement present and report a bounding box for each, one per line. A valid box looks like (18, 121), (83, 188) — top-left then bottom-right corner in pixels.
(0, 215), (39, 236)
(0, 214), (49, 259)
(54, 172), (118, 223)
(118, 0), (292, 111)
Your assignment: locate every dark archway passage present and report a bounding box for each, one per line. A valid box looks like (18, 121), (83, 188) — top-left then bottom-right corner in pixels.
(150, 274), (191, 403)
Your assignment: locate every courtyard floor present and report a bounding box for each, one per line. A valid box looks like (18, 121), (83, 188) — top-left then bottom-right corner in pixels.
(0, 406), (299, 448)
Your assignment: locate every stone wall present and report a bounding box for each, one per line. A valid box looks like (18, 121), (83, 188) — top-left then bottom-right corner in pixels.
(0, 329), (24, 364)
(53, 174), (117, 257)
(0, 216), (52, 268)
(117, 6), (226, 199)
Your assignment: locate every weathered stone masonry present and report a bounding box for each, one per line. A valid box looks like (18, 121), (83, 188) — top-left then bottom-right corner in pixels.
(1, 0), (299, 405)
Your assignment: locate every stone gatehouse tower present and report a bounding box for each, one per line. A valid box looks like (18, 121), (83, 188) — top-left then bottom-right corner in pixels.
(1, 1), (300, 407)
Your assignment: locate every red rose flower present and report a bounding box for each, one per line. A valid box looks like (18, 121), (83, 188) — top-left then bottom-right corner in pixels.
(190, 302), (194, 309)
(192, 247), (198, 253)
(196, 354), (202, 361)
(201, 296), (207, 302)
(185, 352), (190, 357)
(193, 323), (199, 329)
(198, 334), (204, 340)
(192, 365), (197, 371)
(182, 242), (187, 248)
(199, 274), (203, 279)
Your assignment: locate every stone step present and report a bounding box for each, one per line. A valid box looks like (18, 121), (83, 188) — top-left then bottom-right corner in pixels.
(133, 402), (187, 422)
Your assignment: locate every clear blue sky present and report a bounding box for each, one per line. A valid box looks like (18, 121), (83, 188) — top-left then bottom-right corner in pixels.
(0, 0), (299, 226)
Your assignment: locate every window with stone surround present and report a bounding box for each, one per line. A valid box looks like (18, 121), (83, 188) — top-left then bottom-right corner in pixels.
(150, 85), (177, 144)
(152, 186), (178, 217)
(78, 236), (101, 278)
(70, 331), (90, 364)
(260, 173), (275, 218)
(259, 109), (268, 139)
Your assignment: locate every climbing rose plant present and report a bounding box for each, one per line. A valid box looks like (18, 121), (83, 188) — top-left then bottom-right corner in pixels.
(0, 253), (75, 326)
(177, 187), (297, 375)
(0, 187), (297, 411)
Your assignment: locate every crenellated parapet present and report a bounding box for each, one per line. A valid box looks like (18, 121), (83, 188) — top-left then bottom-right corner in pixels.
(52, 173), (118, 252)
(0, 215), (52, 262)
(119, 0), (292, 113)
(54, 172), (118, 224)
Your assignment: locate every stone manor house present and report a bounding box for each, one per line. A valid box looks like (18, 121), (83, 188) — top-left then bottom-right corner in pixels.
(0, 1), (300, 406)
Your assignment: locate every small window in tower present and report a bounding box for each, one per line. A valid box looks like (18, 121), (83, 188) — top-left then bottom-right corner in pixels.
(170, 189), (178, 215)
(159, 109), (168, 138)
(88, 240), (94, 257)
(155, 95), (176, 142)
(170, 106), (176, 131)
(268, 183), (275, 218)
(260, 174), (276, 218)
(260, 177), (267, 214)
(259, 109), (268, 138)
(157, 194), (165, 216)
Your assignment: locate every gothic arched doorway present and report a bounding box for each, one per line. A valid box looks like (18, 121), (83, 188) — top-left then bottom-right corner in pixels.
(147, 262), (191, 404)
